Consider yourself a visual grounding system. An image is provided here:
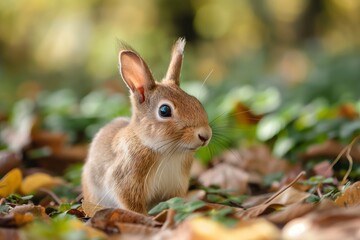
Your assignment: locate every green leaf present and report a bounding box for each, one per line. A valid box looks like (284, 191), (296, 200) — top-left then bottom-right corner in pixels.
(6, 194), (33, 204)
(306, 194), (320, 203)
(0, 204), (10, 214)
(256, 115), (286, 141)
(183, 200), (206, 212)
(339, 120), (360, 139)
(174, 212), (193, 223)
(148, 201), (169, 215)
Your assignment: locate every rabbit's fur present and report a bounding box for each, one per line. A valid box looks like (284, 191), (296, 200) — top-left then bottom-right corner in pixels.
(82, 38), (212, 214)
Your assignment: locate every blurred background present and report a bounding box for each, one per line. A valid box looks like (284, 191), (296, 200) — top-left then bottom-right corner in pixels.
(1, 0), (360, 163)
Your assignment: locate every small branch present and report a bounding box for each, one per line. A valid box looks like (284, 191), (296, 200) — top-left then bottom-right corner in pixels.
(39, 188), (62, 205)
(264, 171), (306, 204)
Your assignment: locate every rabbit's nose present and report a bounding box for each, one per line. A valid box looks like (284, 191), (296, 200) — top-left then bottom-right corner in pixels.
(196, 127), (212, 146)
(198, 133), (209, 142)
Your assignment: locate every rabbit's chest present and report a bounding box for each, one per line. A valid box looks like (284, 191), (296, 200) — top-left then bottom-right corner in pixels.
(147, 153), (190, 204)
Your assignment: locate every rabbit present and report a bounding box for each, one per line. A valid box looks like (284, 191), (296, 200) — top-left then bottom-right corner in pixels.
(82, 38), (212, 215)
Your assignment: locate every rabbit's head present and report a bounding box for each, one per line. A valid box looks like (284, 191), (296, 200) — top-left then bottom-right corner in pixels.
(119, 38), (211, 153)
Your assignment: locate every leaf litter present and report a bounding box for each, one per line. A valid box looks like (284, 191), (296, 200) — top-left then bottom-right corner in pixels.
(1, 96), (360, 239)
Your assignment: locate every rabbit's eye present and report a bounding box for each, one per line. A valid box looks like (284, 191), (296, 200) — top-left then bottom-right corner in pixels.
(159, 104), (172, 118)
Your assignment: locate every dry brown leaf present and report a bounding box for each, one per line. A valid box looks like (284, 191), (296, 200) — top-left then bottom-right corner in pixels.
(0, 228), (20, 240)
(32, 144), (88, 174)
(282, 205), (360, 240)
(0, 168), (22, 197)
(266, 202), (317, 224)
(233, 102), (263, 125)
(312, 160), (333, 178)
(267, 199), (336, 225)
(269, 187), (310, 205)
(199, 163), (249, 194)
(115, 222), (160, 235)
(338, 103), (359, 119)
(0, 204), (47, 227)
(19, 172), (63, 195)
(238, 177), (309, 219)
(236, 203), (283, 220)
(302, 140), (360, 162)
(176, 217), (280, 240)
(217, 145), (289, 177)
(90, 208), (162, 234)
(0, 151), (21, 176)
(242, 193), (274, 209)
(81, 200), (106, 217)
(335, 181), (360, 207)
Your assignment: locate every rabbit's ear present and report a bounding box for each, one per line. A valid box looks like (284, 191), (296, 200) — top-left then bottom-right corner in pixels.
(119, 50), (155, 103)
(164, 38), (185, 86)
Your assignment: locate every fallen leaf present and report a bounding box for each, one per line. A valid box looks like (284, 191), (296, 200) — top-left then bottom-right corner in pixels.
(238, 178), (309, 219)
(81, 200), (106, 217)
(23, 216), (107, 240)
(302, 140), (360, 162)
(233, 102), (263, 125)
(338, 103), (358, 119)
(68, 218), (107, 239)
(177, 217), (280, 240)
(0, 204), (47, 227)
(335, 181), (360, 207)
(115, 222), (160, 236)
(20, 172), (63, 195)
(0, 228), (20, 240)
(312, 160), (333, 178)
(269, 187), (310, 205)
(242, 193), (273, 209)
(266, 202), (317, 224)
(199, 163), (249, 194)
(282, 205), (360, 240)
(217, 145), (289, 176)
(0, 168), (22, 197)
(236, 203), (283, 220)
(90, 208), (161, 234)
(0, 151), (21, 176)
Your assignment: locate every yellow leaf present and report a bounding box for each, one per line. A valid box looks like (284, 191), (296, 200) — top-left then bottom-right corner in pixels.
(335, 181), (360, 207)
(81, 200), (106, 217)
(180, 217), (280, 240)
(70, 218), (107, 239)
(20, 173), (63, 195)
(0, 168), (22, 197)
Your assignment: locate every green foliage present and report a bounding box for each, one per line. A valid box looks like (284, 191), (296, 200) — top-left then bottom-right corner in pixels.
(0, 204), (10, 214)
(201, 186), (247, 207)
(23, 214), (104, 240)
(6, 194), (33, 204)
(204, 208), (238, 228)
(299, 176), (341, 203)
(149, 197), (206, 222)
(149, 197), (240, 227)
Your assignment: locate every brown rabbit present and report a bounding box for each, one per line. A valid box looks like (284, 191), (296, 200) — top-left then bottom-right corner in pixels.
(82, 38), (212, 215)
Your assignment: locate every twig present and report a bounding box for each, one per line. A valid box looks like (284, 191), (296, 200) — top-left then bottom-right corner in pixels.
(316, 184), (323, 198)
(39, 188), (62, 205)
(327, 135), (360, 185)
(264, 171), (306, 204)
(75, 193), (83, 203)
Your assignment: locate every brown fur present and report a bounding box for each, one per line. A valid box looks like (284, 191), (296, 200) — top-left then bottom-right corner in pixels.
(82, 38), (212, 215)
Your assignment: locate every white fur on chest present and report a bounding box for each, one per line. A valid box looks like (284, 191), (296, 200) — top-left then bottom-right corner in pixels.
(148, 153), (188, 200)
